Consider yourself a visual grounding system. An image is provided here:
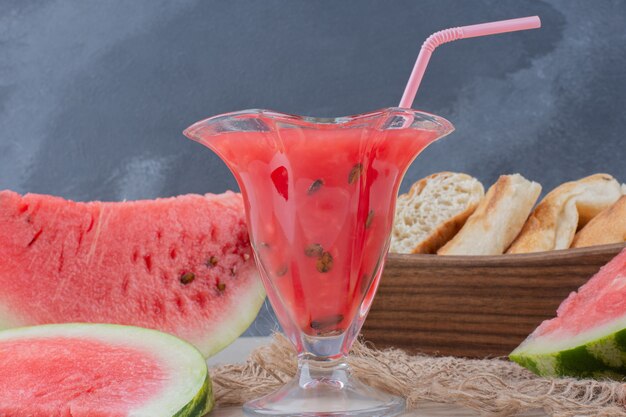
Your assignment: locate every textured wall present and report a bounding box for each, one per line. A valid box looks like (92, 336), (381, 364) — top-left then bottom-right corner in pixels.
(1, 1), (624, 335)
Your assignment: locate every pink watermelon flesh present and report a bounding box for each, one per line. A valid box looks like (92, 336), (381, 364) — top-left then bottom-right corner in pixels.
(533, 247), (626, 339)
(0, 190), (264, 357)
(0, 337), (163, 417)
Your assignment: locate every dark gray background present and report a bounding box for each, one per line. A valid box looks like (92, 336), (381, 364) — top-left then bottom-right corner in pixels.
(1, 1), (624, 336)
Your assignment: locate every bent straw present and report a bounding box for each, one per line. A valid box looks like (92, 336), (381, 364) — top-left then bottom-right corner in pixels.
(399, 16), (541, 108)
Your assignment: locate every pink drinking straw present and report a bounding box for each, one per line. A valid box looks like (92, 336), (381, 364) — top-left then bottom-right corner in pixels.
(399, 16), (541, 108)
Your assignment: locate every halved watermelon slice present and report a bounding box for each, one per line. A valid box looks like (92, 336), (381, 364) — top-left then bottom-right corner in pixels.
(511, 247), (626, 378)
(0, 323), (213, 417)
(0, 190), (265, 357)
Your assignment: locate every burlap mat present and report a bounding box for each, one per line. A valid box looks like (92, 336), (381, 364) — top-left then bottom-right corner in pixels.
(211, 334), (626, 417)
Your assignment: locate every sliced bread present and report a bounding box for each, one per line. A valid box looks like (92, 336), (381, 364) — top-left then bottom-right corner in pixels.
(571, 196), (626, 248)
(507, 174), (622, 254)
(390, 172), (484, 254)
(438, 174), (541, 255)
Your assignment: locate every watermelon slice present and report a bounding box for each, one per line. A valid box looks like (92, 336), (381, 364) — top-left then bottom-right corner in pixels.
(511, 247), (626, 378)
(0, 323), (212, 417)
(0, 190), (265, 357)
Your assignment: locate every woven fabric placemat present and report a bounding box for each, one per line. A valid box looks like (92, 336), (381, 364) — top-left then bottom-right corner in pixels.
(211, 334), (626, 417)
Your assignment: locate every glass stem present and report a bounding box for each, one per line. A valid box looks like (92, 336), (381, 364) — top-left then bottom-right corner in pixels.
(296, 352), (352, 390)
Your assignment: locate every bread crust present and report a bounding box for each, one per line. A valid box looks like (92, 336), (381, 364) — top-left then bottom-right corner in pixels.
(438, 174), (541, 256)
(391, 172), (483, 254)
(572, 196), (626, 248)
(507, 174), (622, 254)
(412, 199), (478, 254)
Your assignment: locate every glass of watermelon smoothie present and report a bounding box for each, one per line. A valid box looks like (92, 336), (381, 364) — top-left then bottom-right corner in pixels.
(185, 108), (453, 416)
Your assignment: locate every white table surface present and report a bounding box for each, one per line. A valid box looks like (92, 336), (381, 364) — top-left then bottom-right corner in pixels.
(205, 337), (548, 417)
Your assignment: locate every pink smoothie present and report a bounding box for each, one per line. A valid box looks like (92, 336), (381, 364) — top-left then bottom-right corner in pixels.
(208, 125), (438, 337)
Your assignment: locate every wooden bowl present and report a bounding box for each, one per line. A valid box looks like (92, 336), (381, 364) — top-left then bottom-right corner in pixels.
(361, 242), (626, 358)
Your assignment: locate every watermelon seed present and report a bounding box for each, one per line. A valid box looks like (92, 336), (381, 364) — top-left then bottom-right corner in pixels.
(316, 251), (334, 273)
(307, 179), (324, 195)
(230, 267), (237, 276)
(243, 253), (250, 261)
(304, 243), (324, 257)
(365, 210), (374, 229)
(27, 229), (43, 247)
(348, 163), (363, 185)
(58, 247), (65, 273)
(276, 265), (288, 277)
(77, 230), (84, 247)
(143, 255), (152, 272)
(310, 314), (344, 331)
(217, 282), (226, 292)
(205, 256), (218, 267)
(180, 272), (196, 285)
(122, 275), (130, 293)
(86, 215), (95, 232)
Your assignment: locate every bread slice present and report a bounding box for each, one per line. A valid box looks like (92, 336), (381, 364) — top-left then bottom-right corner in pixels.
(572, 196), (626, 248)
(507, 174), (622, 254)
(390, 172), (484, 254)
(437, 174), (541, 256)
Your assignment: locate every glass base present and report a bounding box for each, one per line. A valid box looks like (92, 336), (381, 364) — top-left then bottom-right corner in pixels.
(243, 356), (405, 417)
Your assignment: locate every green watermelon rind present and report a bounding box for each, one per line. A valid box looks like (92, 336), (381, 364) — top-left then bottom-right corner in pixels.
(510, 327), (626, 379)
(0, 323), (214, 417)
(174, 374), (214, 417)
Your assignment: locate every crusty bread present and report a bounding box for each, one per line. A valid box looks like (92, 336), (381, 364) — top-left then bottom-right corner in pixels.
(571, 196), (626, 248)
(507, 174), (622, 254)
(390, 172), (484, 254)
(438, 174), (541, 256)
